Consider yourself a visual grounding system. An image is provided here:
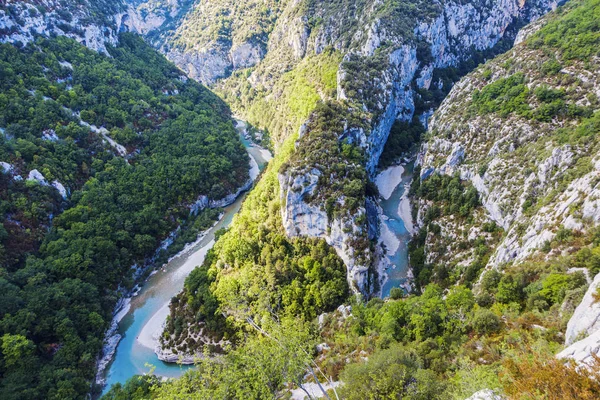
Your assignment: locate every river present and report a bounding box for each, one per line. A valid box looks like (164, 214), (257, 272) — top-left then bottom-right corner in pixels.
(376, 161), (415, 298)
(100, 121), (271, 394)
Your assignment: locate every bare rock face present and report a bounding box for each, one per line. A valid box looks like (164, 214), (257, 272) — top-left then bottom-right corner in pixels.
(464, 389), (505, 400)
(231, 41), (265, 70)
(0, 0), (127, 53)
(279, 169), (371, 293)
(565, 273), (600, 346)
(279, 169), (328, 238)
(166, 46), (232, 85)
(558, 274), (600, 369)
(350, 0), (560, 174)
(557, 329), (600, 368)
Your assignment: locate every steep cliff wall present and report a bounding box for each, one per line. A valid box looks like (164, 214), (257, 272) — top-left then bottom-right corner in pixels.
(276, 0), (559, 294)
(0, 0), (129, 53)
(416, 0), (600, 286)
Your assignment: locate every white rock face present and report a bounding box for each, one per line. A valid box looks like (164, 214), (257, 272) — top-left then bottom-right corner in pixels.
(165, 46), (232, 86)
(557, 329), (600, 368)
(231, 41), (265, 70)
(279, 169), (371, 293)
(121, 5), (166, 35)
(465, 389), (505, 400)
(558, 273), (600, 369)
(27, 169), (48, 185)
(354, 0), (559, 174)
(0, 1), (128, 54)
(0, 161), (13, 174)
(52, 180), (68, 199)
(565, 273), (600, 346)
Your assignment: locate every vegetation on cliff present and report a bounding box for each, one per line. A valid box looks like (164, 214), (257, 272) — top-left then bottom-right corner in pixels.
(160, 134), (349, 357)
(126, 0), (600, 398)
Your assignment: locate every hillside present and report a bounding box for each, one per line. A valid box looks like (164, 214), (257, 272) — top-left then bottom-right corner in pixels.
(415, 0), (600, 290)
(0, 0), (127, 53)
(0, 7), (250, 399)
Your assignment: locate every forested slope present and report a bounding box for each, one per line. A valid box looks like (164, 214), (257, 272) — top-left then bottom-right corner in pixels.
(0, 32), (249, 399)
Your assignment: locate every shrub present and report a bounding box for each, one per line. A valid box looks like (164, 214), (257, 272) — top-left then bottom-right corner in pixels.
(471, 308), (502, 335)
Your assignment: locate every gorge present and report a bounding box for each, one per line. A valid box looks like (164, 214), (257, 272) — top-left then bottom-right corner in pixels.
(0, 0), (599, 399)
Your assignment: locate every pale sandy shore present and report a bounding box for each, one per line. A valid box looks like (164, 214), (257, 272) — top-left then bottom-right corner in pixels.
(257, 147), (273, 163)
(137, 238), (215, 351)
(380, 220), (400, 254)
(137, 304), (170, 350)
(249, 153), (260, 181)
(375, 165), (405, 200)
(398, 188), (414, 234)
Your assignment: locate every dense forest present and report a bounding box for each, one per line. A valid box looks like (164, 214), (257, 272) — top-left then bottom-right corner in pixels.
(0, 33), (249, 398)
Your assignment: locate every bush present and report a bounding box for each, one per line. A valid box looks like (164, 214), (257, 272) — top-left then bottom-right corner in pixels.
(471, 308), (502, 335)
(390, 287), (404, 300)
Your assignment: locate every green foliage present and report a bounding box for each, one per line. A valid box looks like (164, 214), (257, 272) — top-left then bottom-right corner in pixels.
(161, 135), (349, 355)
(153, 318), (316, 400)
(101, 375), (159, 400)
(527, 0), (600, 62)
(409, 173), (484, 289)
(339, 345), (444, 399)
(472, 73), (532, 118)
(378, 119), (425, 168)
(470, 308), (501, 335)
(168, 0), (284, 51)
(0, 34), (249, 399)
(217, 48), (343, 145)
(417, 174), (479, 219)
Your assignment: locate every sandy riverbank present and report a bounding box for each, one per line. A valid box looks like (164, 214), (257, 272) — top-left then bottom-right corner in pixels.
(375, 164), (405, 200)
(398, 188), (414, 234)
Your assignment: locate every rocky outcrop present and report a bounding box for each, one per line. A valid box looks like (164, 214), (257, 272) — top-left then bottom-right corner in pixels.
(465, 389), (505, 400)
(340, 0), (560, 174)
(557, 329), (600, 368)
(416, 2), (600, 276)
(277, 0), (558, 294)
(565, 273), (600, 346)
(558, 273), (600, 368)
(0, 0), (128, 53)
(120, 0), (273, 85)
(279, 169), (372, 293)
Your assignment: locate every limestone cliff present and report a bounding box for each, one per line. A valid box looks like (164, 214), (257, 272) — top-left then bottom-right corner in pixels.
(416, 0), (600, 282)
(0, 0), (128, 53)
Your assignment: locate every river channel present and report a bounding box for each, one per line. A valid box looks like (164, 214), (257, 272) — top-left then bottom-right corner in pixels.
(376, 162), (415, 298)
